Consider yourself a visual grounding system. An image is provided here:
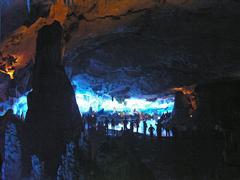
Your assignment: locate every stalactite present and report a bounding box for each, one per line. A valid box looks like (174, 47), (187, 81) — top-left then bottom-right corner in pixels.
(64, 0), (74, 7)
(26, 0), (31, 14)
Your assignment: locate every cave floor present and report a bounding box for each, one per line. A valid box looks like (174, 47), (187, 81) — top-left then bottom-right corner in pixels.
(81, 133), (240, 180)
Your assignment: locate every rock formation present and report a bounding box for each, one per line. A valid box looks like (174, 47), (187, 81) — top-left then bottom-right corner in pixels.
(24, 21), (81, 177)
(195, 79), (240, 134)
(1, 0), (240, 98)
(172, 92), (191, 127)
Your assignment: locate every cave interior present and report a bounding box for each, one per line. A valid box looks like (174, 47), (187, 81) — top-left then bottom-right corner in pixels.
(0, 0), (240, 179)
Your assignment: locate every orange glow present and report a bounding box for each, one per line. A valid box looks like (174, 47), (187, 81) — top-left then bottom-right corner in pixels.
(172, 87), (194, 95)
(172, 86), (197, 112)
(0, 69), (14, 79)
(0, 0), (69, 79)
(189, 96), (197, 111)
(0, 54), (22, 79)
(0, 0), (160, 79)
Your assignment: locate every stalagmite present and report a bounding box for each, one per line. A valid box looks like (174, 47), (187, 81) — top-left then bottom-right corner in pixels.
(24, 21), (82, 177)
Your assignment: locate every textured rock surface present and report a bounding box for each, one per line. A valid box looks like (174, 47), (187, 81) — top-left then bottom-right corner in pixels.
(24, 21), (81, 177)
(1, 1), (240, 179)
(64, 1), (240, 97)
(195, 79), (240, 133)
(172, 92), (191, 126)
(0, 0), (240, 104)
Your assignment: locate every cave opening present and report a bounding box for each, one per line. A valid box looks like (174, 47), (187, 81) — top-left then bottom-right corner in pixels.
(0, 0), (240, 179)
(1, 82), (176, 137)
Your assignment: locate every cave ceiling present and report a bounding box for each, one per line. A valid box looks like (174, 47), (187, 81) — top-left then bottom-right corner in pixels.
(0, 0), (240, 99)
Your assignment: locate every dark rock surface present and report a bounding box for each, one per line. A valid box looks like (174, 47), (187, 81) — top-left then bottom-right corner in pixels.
(195, 79), (240, 134)
(1, 0), (240, 98)
(63, 1), (240, 97)
(1, 1), (240, 179)
(172, 92), (191, 126)
(24, 21), (81, 177)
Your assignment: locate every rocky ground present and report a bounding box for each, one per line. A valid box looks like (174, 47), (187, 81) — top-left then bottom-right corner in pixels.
(78, 132), (240, 180)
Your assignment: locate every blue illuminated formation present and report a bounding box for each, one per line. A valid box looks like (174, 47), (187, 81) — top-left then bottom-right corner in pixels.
(0, 102), (11, 116)
(71, 76), (175, 115)
(0, 92), (29, 118)
(0, 84), (174, 118)
(12, 95), (28, 119)
(75, 90), (174, 115)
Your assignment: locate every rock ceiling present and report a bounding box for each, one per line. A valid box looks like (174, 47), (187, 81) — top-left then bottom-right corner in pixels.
(0, 0), (240, 100)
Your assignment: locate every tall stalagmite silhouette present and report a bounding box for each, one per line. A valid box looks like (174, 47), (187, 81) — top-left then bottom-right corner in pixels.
(24, 21), (81, 177)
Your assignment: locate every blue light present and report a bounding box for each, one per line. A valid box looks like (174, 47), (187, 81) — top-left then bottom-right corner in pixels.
(0, 102), (11, 116)
(26, 0), (31, 14)
(12, 95), (28, 119)
(0, 91), (29, 118)
(0, 83), (175, 118)
(74, 89), (175, 115)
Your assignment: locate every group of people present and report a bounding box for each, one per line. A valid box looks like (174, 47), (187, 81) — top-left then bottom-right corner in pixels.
(82, 111), (174, 139)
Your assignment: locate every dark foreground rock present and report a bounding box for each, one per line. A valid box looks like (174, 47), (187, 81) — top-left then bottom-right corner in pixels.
(24, 21), (82, 177)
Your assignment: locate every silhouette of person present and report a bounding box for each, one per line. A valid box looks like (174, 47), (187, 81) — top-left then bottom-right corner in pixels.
(111, 118), (115, 130)
(172, 126), (177, 138)
(156, 122), (162, 138)
(104, 117), (110, 132)
(92, 114), (97, 128)
(97, 121), (105, 135)
(143, 121), (148, 136)
(130, 121), (134, 133)
(86, 115), (91, 129)
(123, 117), (128, 131)
(166, 125), (171, 137)
(136, 118), (140, 133)
(148, 124), (155, 138)
(81, 117), (86, 133)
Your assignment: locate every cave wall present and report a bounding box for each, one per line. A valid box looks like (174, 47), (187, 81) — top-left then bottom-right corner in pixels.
(0, 0), (28, 40)
(0, 0), (240, 117)
(171, 80), (240, 136)
(195, 80), (240, 134)
(172, 92), (191, 126)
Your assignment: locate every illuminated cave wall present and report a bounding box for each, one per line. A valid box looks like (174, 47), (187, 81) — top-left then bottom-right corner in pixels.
(0, 92), (28, 118)
(0, 77), (175, 118)
(1, 0), (237, 120)
(74, 89), (175, 115)
(71, 73), (175, 115)
(0, 91), (175, 118)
